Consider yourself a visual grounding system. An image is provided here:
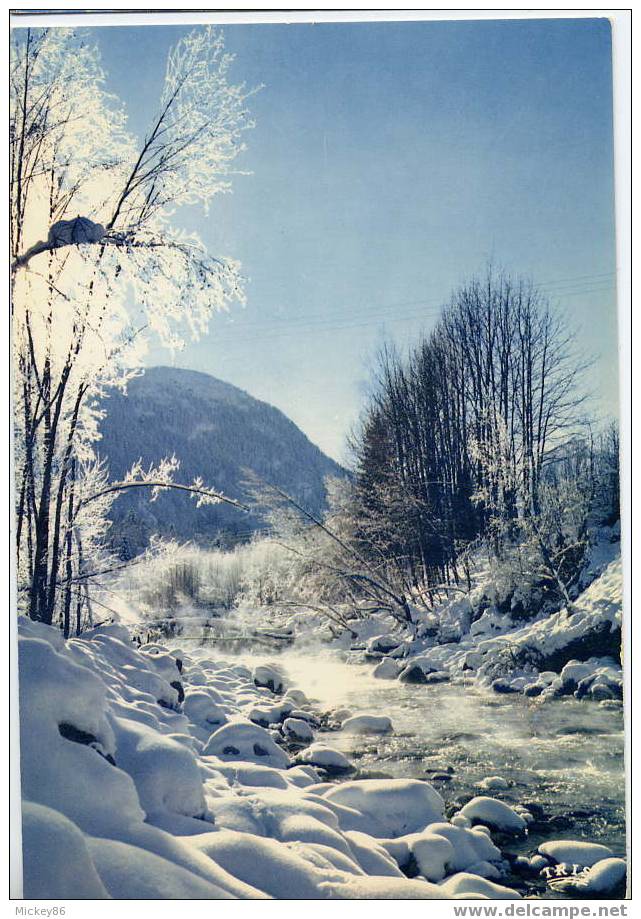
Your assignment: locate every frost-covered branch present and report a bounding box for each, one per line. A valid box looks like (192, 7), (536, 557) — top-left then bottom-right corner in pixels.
(80, 458), (248, 512)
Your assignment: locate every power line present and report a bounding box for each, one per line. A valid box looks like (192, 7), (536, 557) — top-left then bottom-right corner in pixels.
(230, 270), (617, 336)
(206, 272), (616, 348)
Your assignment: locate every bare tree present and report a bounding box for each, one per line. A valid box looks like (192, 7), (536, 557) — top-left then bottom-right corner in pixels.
(11, 26), (256, 630)
(345, 267), (590, 602)
(244, 471), (416, 626)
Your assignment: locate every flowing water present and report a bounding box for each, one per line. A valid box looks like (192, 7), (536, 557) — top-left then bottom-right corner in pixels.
(216, 642), (627, 885)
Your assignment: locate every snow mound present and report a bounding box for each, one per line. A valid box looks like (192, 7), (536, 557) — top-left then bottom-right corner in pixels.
(417, 823), (501, 873)
(343, 830), (404, 877)
(110, 716), (208, 820)
(19, 634), (145, 838)
(88, 836), (241, 899)
(439, 872), (521, 899)
(319, 875), (448, 899)
(214, 761), (289, 791)
(411, 833), (456, 881)
(319, 779), (444, 838)
(380, 821), (501, 881)
(183, 690), (228, 731)
(247, 699), (294, 726)
(202, 720), (291, 769)
(284, 688), (308, 706)
(140, 647), (182, 685)
(21, 802), (109, 899)
(187, 829), (340, 899)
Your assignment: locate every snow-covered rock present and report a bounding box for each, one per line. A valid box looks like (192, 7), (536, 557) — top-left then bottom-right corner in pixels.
(212, 761), (289, 791)
(425, 670), (450, 684)
(398, 657), (437, 683)
(574, 857), (626, 894)
(538, 839), (614, 867)
(382, 822), (502, 882)
(450, 814), (472, 829)
(294, 743), (353, 774)
(252, 664), (286, 693)
(373, 658), (402, 679)
(282, 717), (314, 744)
(421, 823), (501, 872)
(412, 833), (455, 882)
(491, 677), (526, 695)
(459, 797), (527, 834)
(247, 699), (294, 727)
(560, 659), (595, 689)
(366, 634), (402, 655)
(86, 622), (132, 644)
(140, 647), (182, 684)
(476, 776), (509, 792)
(574, 660), (623, 701)
(544, 858), (627, 896)
(183, 690), (228, 732)
(341, 713), (393, 734)
(284, 688), (308, 707)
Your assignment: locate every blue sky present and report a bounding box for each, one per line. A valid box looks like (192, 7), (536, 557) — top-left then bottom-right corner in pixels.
(94, 17), (617, 462)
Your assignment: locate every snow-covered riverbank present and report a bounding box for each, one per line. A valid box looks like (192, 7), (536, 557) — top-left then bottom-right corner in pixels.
(363, 554), (623, 703)
(18, 612), (626, 899)
(245, 530), (623, 706)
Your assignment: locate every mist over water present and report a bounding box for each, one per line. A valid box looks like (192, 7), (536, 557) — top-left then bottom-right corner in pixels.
(219, 643), (626, 863)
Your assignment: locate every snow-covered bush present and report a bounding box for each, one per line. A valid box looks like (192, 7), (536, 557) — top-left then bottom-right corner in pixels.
(117, 537), (299, 628)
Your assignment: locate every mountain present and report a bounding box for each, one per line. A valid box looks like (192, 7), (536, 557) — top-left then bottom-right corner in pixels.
(97, 366), (345, 557)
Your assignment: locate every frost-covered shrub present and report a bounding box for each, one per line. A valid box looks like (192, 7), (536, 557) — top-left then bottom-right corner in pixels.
(118, 537), (299, 624)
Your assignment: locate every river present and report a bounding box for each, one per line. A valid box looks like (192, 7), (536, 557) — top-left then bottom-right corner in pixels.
(207, 641), (626, 894)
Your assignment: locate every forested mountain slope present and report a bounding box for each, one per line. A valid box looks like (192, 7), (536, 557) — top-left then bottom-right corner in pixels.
(98, 367), (344, 556)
